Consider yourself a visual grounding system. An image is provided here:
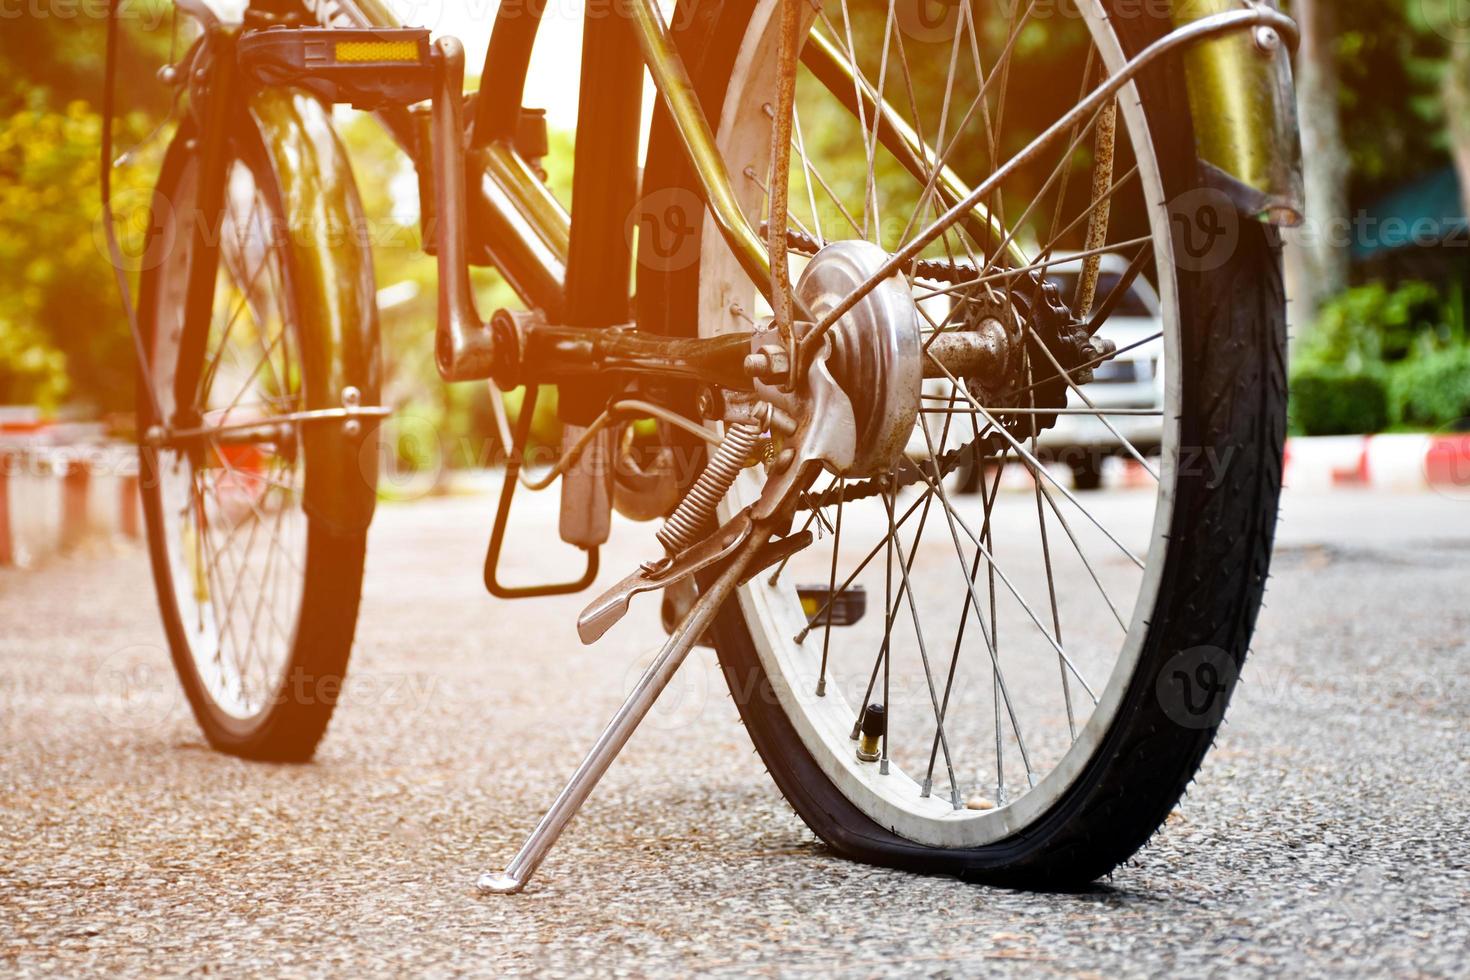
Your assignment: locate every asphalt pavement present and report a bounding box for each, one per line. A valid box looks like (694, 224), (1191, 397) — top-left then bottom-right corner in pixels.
(2, 484), (1467, 977)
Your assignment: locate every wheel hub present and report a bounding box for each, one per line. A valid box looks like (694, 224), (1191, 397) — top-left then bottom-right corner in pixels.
(795, 241), (922, 477)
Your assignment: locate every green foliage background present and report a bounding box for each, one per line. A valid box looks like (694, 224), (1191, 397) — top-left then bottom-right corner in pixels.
(1, 0), (1467, 437)
(0, 4), (173, 410)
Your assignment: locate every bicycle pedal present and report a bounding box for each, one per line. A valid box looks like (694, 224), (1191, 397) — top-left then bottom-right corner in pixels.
(237, 27), (435, 109)
(797, 584), (866, 627)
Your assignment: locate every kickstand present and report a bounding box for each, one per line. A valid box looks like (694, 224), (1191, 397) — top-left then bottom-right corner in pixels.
(476, 533), (763, 895)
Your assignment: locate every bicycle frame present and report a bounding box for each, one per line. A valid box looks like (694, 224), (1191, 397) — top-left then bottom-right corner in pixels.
(152, 0), (1306, 896)
(171, 0), (1301, 416)
(325, 0), (1303, 331)
(165, 0), (1302, 517)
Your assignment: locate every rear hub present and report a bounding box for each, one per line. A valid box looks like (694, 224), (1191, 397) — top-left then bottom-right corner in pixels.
(795, 241), (922, 477)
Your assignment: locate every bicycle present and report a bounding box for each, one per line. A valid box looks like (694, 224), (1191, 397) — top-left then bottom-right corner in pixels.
(110, 0), (1304, 893)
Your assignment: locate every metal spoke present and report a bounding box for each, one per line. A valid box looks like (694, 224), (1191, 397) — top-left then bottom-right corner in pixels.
(199, 468), (297, 653)
(792, 474), (954, 644)
(745, 164), (824, 248)
(883, 484), (962, 806)
(1026, 353), (1075, 741)
(858, 0), (897, 242)
(1023, 328), (1160, 481)
(911, 235), (1152, 301)
(1033, 472), (1130, 633)
(998, 330), (1163, 409)
(782, 99), (866, 239)
(815, 478), (846, 697)
(791, 100), (825, 244)
(879, 480), (894, 772)
(195, 478), (276, 705)
(928, 353), (1147, 569)
(919, 407), (1163, 417)
(891, 0), (1038, 252)
(836, 0), (875, 240)
(907, 447), (1099, 705)
(922, 448), (1004, 798)
(914, 423), (1041, 788)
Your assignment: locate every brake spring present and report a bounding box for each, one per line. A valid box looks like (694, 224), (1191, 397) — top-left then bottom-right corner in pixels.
(656, 422), (762, 556)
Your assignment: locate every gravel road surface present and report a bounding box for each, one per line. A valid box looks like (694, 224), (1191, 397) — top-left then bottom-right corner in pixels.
(3, 485), (1467, 976)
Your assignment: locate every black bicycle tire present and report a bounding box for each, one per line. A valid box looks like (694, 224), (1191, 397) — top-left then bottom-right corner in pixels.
(135, 113), (371, 763)
(638, 0), (1288, 885)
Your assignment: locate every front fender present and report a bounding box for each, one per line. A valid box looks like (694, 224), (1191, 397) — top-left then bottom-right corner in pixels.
(1171, 0), (1304, 225)
(248, 88), (382, 534)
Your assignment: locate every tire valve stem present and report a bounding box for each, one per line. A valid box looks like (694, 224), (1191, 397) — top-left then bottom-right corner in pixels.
(855, 703), (885, 763)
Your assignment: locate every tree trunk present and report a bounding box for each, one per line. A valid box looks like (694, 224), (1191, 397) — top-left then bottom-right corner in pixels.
(1289, 0), (1351, 333)
(1443, 41), (1470, 222)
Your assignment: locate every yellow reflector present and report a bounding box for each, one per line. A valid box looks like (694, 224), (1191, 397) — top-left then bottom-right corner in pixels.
(335, 40), (419, 63)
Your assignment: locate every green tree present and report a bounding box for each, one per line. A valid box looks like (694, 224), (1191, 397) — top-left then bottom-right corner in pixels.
(0, 5), (175, 411)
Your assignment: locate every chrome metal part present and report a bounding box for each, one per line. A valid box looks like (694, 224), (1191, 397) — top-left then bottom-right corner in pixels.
(794, 241), (921, 478)
(656, 422), (760, 555)
(743, 344), (791, 384)
(143, 403), (391, 447)
(558, 423), (614, 549)
(574, 248), (905, 641)
(431, 37), (501, 383)
(1176, 0), (1304, 225)
(578, 509), (755, 644)
(748, 325), (857, 521)
(478, 536), (763, 894)
(752, 337), (858, 520)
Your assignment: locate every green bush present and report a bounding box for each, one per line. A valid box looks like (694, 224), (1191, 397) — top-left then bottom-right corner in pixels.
(1300, 281), (1453, 369)
(1389, 348), (1470, 428)
(1290, 366), (1390, 435)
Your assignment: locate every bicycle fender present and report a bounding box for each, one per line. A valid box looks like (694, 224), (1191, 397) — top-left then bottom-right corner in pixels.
(1169, 0), (1304, 225)
(248, 88), (382, 534)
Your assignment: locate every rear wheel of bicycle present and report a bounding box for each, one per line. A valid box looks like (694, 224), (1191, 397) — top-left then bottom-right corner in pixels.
(136, 117), (371, 762)
(641, 0), (1286, 884)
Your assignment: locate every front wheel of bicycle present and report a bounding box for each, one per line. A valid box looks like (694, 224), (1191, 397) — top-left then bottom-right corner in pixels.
(639, 0), (1287, 885)
(136, 111), (374, 762)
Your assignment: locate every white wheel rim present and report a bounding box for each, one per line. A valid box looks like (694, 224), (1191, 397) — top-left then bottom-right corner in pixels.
(698, 0), (1183, 847)
(148, 154), (309, 723)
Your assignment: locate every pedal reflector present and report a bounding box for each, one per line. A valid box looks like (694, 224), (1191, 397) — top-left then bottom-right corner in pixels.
(238, 27), (435, 109)
(334, 40), (421, 63)
(798, 584), (867, 627)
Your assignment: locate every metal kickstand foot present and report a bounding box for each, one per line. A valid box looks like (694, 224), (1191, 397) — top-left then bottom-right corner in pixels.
(475, 536), (762, 895)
